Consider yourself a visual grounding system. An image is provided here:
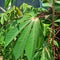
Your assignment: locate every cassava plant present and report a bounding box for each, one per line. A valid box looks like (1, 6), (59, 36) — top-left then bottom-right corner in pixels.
(0, 0), (60, 60)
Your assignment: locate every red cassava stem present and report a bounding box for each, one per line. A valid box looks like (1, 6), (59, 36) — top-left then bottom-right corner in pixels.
(52, 0), (55, 60)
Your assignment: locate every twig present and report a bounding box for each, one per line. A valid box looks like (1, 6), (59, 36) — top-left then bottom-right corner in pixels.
(56, 27), (60, 31)
(55, 36), (60, 41)
(0, 6), (6, 12)
(54, 30), (60, 37)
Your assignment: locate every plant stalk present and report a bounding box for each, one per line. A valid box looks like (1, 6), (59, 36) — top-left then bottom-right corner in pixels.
(52, 0), (55, 60)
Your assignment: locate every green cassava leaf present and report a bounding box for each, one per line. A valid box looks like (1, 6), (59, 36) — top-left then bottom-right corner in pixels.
(54, 19), (60, 22)
(5, 0), (11, 8)
(0, 36), (4, 45)
(5, 20), (31, 48)
(13, 21), (33, 60)
(54, 40), (59, 47)
(40, 48), (46, 60)
(55, 6), (60, 12)
(0, 14), (4, 25)
(3, 14), (8, 21)
(25, 19), (41, 60)
(44, 47), (51, 59)
(40, 47), (51, 60)
(17, 15), (31, 24)
(49, 0), (53, 3)
(55, 1), (60, 4)
(42, 3), (52, 7)
(37, 20), (44, 49)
